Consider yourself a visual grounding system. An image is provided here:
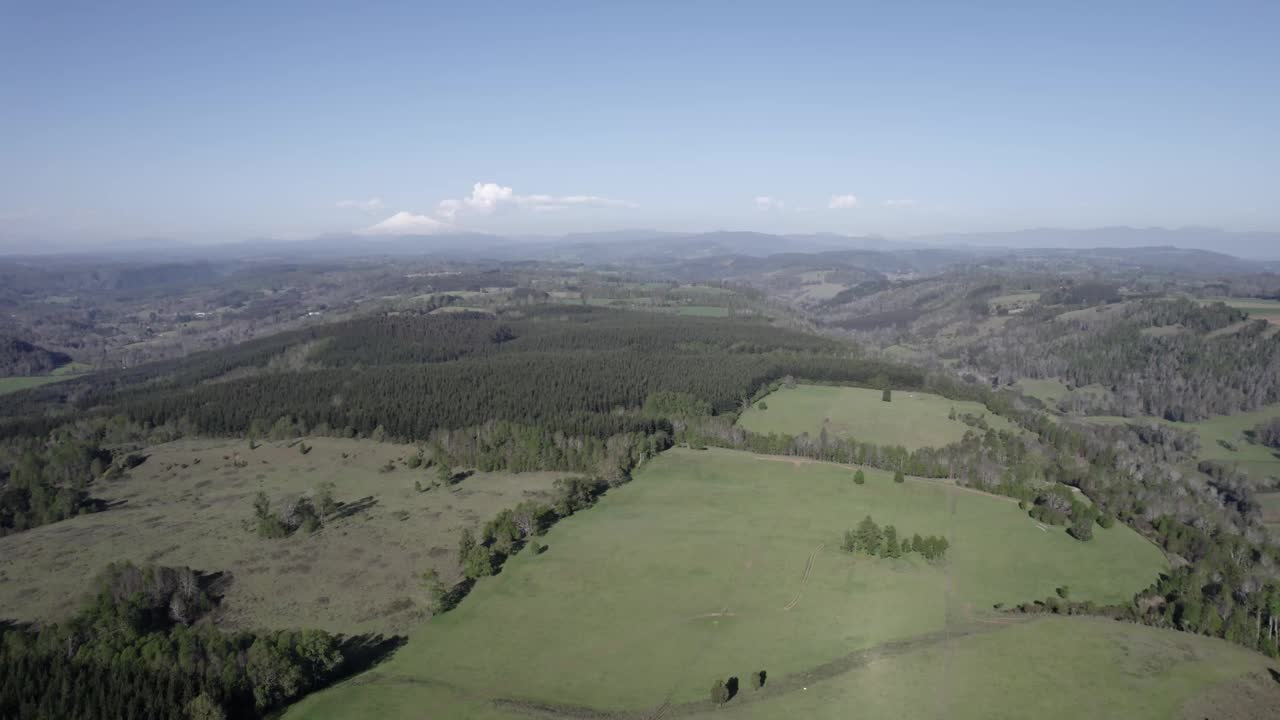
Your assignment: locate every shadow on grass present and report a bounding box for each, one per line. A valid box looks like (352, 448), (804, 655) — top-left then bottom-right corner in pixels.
(330, 495), (378, 520)
(336, 633), (407, 678)
(436, 577), (476, 613)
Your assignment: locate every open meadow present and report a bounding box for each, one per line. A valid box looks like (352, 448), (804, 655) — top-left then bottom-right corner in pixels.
(0, 437), (564, 635)
(286, 447), (1166, 718)
(739, 384), (1018, 449)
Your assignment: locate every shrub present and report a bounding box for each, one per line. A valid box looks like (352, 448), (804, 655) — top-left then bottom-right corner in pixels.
(893, 469), (905, 483)
(1068, 513), (1095, 541)
(711, 679), (729, 705)
(853, 469), (866, 485)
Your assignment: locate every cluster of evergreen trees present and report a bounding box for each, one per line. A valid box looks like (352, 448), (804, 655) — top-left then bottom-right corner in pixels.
(0, 562), (378, 720)
(841, 515), (949, 560)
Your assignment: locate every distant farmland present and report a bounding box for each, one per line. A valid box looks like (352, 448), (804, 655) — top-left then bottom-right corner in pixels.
(739, 384), (1018, 450)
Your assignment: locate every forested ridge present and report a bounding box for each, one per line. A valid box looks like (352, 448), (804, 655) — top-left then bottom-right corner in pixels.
(964, 298), (1280, 420)
(0, 307), (921, 442)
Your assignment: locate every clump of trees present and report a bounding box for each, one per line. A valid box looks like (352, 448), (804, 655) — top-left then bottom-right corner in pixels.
(250, 486), (335, 538)
(1026, 484), (1099, 542)
(0, 432), (114, 536)
(1256, 417), (1280, 449)
(0, 561), (371, 719)
(841, 516), (949, 561)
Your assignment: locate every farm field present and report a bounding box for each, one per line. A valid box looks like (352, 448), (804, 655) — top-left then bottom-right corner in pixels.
(0, 437), (564, 635)
(285, 447), (1166, 718)
(739, 384), (1018, 449)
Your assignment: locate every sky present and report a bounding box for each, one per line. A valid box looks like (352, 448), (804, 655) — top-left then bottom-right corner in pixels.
(1, 1), (1278, 250)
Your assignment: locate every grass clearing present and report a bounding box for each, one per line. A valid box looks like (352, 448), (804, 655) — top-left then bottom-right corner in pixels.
(286, 447), (1166, 718)
(989, 291), (1041, 308)
(1015, 378), (1071, 404)
(0, 437), (563, 635)
(672, 305), (732, 317)
(1054, 302), (1131, 323)
(0, 362), (92, 395)
(740, 384), (1018, 449)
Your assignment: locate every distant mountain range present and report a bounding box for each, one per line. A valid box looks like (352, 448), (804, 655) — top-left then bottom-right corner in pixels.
(4, 226), (1278, 268)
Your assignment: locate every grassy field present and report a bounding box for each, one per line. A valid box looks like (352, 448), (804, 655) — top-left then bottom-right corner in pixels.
(739, 384), (1018, 449)
(0, 437), (564, 635)
(1054, 302), (1131, 323)
(286, 447), (1166, 718)
(1014, 378), (1071, 404)
(679, 616), (1278, 720)
(989, 291), (1041, 309)
(672, 305), (731, 317)
(0, 362), (91, 396)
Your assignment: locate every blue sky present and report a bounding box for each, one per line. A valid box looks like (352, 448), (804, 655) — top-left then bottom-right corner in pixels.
(1, 1), (1277, 249)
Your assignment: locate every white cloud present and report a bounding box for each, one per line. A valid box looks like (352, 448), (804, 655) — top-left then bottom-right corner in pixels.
(437, 182), (635, 218)
(754, 195), (785, 210)
(881, 198), (917, 208)
(828, 194), (860, 209)
(359, 211), (452, 236)
(335, 197), (385, 212)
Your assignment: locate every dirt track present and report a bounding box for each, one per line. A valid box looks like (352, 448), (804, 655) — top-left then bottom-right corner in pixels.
(781, 543), (824, 611)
